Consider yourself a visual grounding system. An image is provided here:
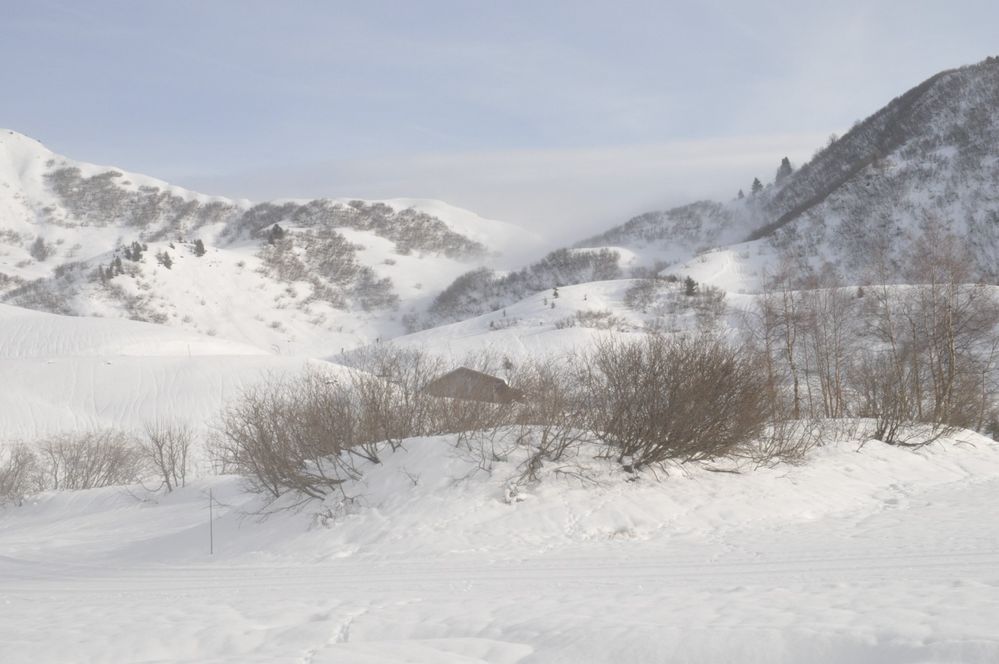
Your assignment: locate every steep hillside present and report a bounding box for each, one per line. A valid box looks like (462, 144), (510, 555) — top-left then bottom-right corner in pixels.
(759, 57), (999, 279)
(577, 200), (760, 265)
(573, 57), (999, 290)
(0, 130), (535, 354)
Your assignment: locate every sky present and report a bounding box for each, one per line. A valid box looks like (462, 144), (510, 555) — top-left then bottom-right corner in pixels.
(3, 0), (998, 244)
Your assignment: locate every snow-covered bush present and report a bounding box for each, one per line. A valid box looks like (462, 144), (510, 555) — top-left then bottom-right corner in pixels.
(257, 228), (397, 311)
(553, 309), (626, 331)
(224, 199), (485, 259)
(44, 166), (238, 235)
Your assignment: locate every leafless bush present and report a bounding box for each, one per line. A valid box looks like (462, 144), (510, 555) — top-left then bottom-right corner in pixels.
(850, 228), (999, 445)
(584, 334), (769, 469)
(140, 423), (193, 492)
(36, 430), (145, 490)
(554, 309), (626, 331)
(624, 278), (663, 311)
(745, 417), (824, 467)
(508, 357), (591, 481)
(212, 371), (367, 500)
(488, 316), (520, 331)
(341, 345), (451, 445)
(0, 445), (40, 506)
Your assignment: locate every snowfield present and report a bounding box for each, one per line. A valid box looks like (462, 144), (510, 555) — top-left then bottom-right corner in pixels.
(0, 303), (340, 441)
(2, 433), (998, 663)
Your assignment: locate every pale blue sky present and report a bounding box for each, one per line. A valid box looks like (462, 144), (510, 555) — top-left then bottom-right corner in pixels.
(3, 0), (997, 240)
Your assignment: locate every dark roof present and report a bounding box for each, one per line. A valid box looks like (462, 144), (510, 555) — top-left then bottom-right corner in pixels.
(422, 367), (524, 404)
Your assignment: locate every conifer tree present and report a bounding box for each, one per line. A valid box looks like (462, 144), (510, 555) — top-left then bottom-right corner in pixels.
(684, 276), (698, 296)
(775, 156), (793, 183)
(268, 224), (286, 245)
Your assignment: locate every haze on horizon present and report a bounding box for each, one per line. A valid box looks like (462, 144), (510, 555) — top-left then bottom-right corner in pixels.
(3, 0), (997, 244)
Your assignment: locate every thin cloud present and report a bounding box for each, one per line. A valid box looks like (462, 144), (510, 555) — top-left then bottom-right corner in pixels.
(180, 130), (832, 247)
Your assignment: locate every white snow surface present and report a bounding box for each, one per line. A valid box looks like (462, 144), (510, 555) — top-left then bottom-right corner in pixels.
(0, 303), (342, 441)
(2, 432), (998, 663)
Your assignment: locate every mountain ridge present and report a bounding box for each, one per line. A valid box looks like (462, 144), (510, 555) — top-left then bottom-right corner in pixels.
(0, 129), (537, 354)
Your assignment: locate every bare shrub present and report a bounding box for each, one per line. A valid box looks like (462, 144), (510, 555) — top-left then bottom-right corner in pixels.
(341, 345), (451, 446)
(212, 371), (367, 500)
(746, 417), (824, 467)
(690, 283), (727, 330)
(0, 445), (40, 506)
(852, 231), (999, 444)
(558, 309), (626, 330)
(584, 334), (769, 469)
(140, 423), (193, 492)
(624, 278), (662, 311)
(508, 357), (591, 481)
(36, 431), (145, 490)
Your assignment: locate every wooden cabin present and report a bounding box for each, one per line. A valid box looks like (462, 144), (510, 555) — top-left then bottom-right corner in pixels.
(422, 367), (525, 404)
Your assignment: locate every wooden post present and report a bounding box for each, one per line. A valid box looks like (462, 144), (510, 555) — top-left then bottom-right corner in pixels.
(209, 488), (214, 556)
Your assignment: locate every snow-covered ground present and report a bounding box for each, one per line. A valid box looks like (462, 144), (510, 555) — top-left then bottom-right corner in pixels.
(2, 432), (998, 663)
(0, 303), (339, 441)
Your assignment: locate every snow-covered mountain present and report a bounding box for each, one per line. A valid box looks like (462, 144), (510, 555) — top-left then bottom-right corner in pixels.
(571, 56), (999, 292)
(6, 57), (999, 664)
(0, 130), (537, 354)
(5, 57), (999, 351)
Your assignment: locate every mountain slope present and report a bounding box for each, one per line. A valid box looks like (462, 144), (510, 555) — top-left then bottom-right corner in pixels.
(572, 56), (999, 291)
(0, 130), (537, 354)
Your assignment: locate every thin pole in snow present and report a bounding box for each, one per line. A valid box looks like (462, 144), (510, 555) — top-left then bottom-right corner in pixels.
(209, 488), (214, 556)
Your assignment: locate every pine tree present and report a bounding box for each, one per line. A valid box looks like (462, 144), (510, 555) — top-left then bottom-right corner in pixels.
(751, 177), (764, 195)
(737, 189), (745, 199)
(193, 239), (206, 257)
(775, 157), (793, 183)
(268, 224), (286, 245)
(127, 241), (145, 262)
(30, 237), (50, 261)
(684, 276), (698, 296)
(157, 251), (173, 269)
(112, 256), (124, 276)
(552, 286), (559, 299)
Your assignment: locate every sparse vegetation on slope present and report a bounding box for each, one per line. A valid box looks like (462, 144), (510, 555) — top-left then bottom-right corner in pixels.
(412, 247), (622, 330)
